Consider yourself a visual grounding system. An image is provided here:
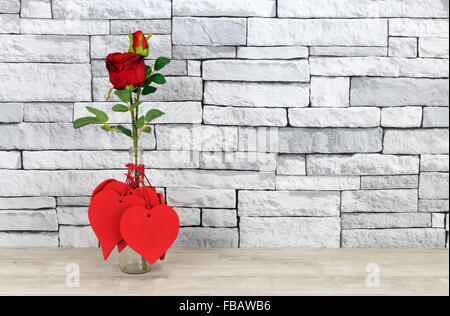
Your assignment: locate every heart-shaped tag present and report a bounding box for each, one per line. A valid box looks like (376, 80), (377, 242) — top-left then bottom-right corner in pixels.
(91, 179), (117, 199)
(89, 189), (146, 260)
(134, 186), (161, 208)
(120, 205), (180, 265)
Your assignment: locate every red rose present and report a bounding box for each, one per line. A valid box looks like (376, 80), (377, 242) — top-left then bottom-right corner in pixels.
(106, 52), (146, 90)
(129, 31), (150, 57)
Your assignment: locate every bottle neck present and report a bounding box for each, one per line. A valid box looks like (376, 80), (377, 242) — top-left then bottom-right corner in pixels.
(129, 146), (144, 165)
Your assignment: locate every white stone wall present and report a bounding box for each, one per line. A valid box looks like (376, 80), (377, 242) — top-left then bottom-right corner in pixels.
(0, 0), (449, 248)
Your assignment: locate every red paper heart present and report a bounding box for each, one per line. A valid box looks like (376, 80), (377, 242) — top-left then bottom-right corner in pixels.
(91, 179), (117, 199)
(102, 181), (130, 195)
(134, 186), (161, 208)
(89, 189), (146, 260)
(120, 205), (179, 265)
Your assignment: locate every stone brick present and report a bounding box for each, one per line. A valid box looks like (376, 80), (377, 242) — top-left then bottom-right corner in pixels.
(310, 46), (388, 57)
(173, 0), (276, 17)
(0, 103), (22, 123)
(75, 102), (201, 124)
(419, 38), (450, 58)
(0, 232), (58, 247)
(0, 124), (155, 150)
(238, 127), (279, 153)
(0, 14), (19, 33)
(156, 125), (237, 152)
(173, 18), (246, 46)
(0, 197), (56, 209)
(173, 46), (236, 59)
(0, 210), (58, 231)
(175, 208), (201, 227)
(248, 18), (387, 46)
(200, 152), (276, 172)
(351, 78), (449, 107)
(240, 217), (341, 248)
(23, 150), (198, 170)
(290, 108), (380, 127)
(361, 175), (419, 190)
(203, 60), (310, 82)
(0, 64), (91, 102)
(277, 155), (306, 176)
(432, 213), (446, 228)
(423, 108), (449, 127)
(57, 207), (89, 225)
(91, 35), (171, 60)
(342, 229), (446, 248)
(93, 77), (202, 102)
(52, 0), (171, 19)
(204, 106), (287, 127)
(389, 19), (449, 38)
(57, 197), (91, 207)
(21, 0), (51, 18)
(278, 128), (383, 154)
(202, 209), (237, 227)
(311, 57), (448, 77)
(166, 188), (236, 208)
(188, 61), (201, 77)
(342, 213), (432, 229)
(342, 190), (418, 213)
(148, 170), (276, 190)
(381, 107), (422, 128)
(0, 0), (20, 13)
(419, 173), (449, 199)
(388, 37), (417, 58)
(21, 19), (110, 35)
(237, 46), (308, 59)
(59, 226), (98, 248)
(174, 228), (238, 248)
(419, 200), (449, 213)
(310, 77), (350, 108)
(204, 81), (309, 108)
(0, 152), (21, 169)
(384, 129), (449, 154)
(307, 154), (419, 176)
(421, 155), (449, 172)
(276, 176), (360, 191)
(239, 191), (340, 217)
(110, 20), (171, 34)
(23, 103), (73, 123)
(278, 0), (449, 18)
(0, 35), (90, 63)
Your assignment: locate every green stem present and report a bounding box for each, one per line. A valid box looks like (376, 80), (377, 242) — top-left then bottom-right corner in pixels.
(131, 89), (147, 272)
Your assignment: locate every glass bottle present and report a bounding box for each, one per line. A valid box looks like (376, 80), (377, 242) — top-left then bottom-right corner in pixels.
(119, 146), (152, 274)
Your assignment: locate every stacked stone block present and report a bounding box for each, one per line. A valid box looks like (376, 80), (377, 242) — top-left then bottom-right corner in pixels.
(0, 0), (448, 248)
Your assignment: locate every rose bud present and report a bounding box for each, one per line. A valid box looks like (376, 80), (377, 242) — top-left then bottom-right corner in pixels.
(106, 52), (146, 91)
(128, 31), (152, 57)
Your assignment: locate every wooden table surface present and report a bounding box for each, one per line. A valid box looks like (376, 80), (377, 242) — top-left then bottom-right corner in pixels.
(0, 248), (448, 296)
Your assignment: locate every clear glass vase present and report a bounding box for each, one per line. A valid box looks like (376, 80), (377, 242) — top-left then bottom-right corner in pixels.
(119, 146), (152, 274)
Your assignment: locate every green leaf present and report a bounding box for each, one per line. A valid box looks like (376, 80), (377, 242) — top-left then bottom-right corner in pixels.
(142, 126), (152, 133)
(154, 57), (171, 71)
(143, 77), (152, 87)
(145, 109), (164, 123)
(142, 86), (157, 95)
(150, 73), (166, 85)
(130, 101), (143, 111)
(86, 106), (108, 122)
(101, 126), (110, 131)
(114, 90), (131, 103)
(116, 125), (132, 138)
(135, 116), (145, 129)
(112, 104), (129, 112)
(145, 65), (152, 76)
(73, 117), (101, 129)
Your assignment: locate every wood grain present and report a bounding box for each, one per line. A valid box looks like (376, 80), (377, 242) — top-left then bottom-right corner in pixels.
(0, 248), (448, 296)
